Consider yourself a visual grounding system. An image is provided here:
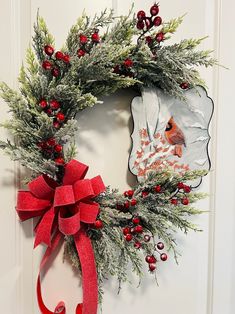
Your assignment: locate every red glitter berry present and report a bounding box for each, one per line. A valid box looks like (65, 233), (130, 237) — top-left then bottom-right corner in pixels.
(184, 185), (191, 193)
(77, 49), (86, 58)
(39, 99), (47, 109)
(156, 32), (164, 43)
(134, 241), (142, 249)
(154, 185), (161, 193)
(132, 216), (140, 225)
(47, 138), (56, 147)
(137, 20), (145, 30)
(79, 34), (88, 44)
(149, 263), (156, 271)
(42, 60), (53, 70)
(144, 234), (151, 242)
(54, 144), (63, 153)
(150, 4), (159, 16)
(124, 58), (133, 68)
(135, 225), (143, 234)
(145, 255), (156, 264)
(171, 198), (178, 205)
(130, 199), (137, 206)
(142, 191), (149, 198)
(124, 200), (130, 209)
(125, 234), (133, 242)
(50, 100), (60, 110)
(44, 45), (54, 56)
(137, 10), (146, 21)
(177, 182), (185, 189)
(127, 190), (134, 197)
(56, 112), (65, 122)
(145, 36), (153, 45)
(180, 82), (189, 90)
(51, 67), (60, 77)
(55, 51), (64, 60)
(153, 16), (162, 26)
(91, 32), (100, 43)
(160, 253), (168, 261)
(123, 227), (131, 235)
(181, 198), (189, 205)
(55, 157), (65, 165)
(63, 54), (70, 63)
(157, 242), (164, 250)
(94, 220), (103, 229)
(53, 121), (60, 129)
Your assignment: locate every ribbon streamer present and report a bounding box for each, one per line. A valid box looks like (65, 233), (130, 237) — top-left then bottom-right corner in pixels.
(16, 159), (106, 314)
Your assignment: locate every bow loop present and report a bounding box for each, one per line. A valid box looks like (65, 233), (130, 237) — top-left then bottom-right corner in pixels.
(79, 202), (99, 224)
(59, 206), (81, 235)
(29, 175), (56, 200)
(63, 160), (89, 185)
(54, 185), (75, 207)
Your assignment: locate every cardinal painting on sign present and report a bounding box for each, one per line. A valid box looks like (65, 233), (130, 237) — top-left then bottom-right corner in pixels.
(129, 86), (213, 186)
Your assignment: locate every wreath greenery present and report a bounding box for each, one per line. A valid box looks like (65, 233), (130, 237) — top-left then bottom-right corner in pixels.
(0, 3), (215, 305)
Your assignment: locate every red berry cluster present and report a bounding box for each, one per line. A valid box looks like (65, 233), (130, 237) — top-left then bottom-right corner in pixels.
(38, 99), (65, 129)
(136, 3), (164, 45)
(122, 215), (144, 246)
(37, 138), (64, 164)
(145, 242), (168, 272)
(113, 58), (134, 78)
(42, 45), (70, 77)
(116, 189), (137, 211)
(170, 182), (191, 206)
(77, 31), (100, 58)
(141, 184), (162, 198)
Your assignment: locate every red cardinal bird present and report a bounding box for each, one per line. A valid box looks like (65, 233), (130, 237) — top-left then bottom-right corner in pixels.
(164, 117), (186, 158)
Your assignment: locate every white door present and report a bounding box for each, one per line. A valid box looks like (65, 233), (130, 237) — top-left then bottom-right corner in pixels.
(0, 0), (235, 313)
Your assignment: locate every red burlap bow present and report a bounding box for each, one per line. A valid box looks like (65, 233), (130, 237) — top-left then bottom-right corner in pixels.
(16, 159), (106, 314)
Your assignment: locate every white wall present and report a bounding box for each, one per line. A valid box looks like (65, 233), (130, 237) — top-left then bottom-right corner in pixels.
(0, 0), (234, 313)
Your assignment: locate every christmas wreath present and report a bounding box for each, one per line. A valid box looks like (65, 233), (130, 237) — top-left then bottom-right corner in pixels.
(0, 3), (216, 314)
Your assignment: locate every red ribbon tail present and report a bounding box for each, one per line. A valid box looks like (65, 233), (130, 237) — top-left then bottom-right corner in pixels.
(74, 231), (98, 314)
(37, 232), (66, 314)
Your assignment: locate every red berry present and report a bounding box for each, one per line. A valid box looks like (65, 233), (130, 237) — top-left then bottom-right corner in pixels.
(177, 182), (184, 189)
(134, 241), (142, 249)
(50, 100), (60, 110)
(37, 141), (47, 150)
(137, 10), (146, 20)
(146, 255), (156, 264)
(94, 219), (103, 229)
(79, 34), (88, 44)
(130, 199), (137, 206)
(42, 60), (53, 70)
(113, 65), (120, 74)
(181, 198), (189, 205)
(123, 227), (131, 235)
(171, 198), (178, 205)
(127, 190), (134, 197)
(135, 225), (143, 233)
(63, 54), (70, 63)
(46, 108), (53, 116)
(51, 67), (60, 77)
(91, 32), (100, 43)
(56, 112), (65, 122)
(180, 82), (189, 89)
(55, 157), (65, 165)
(47, 138), (56, 147)
(150, 4), (159, 16)
(160, 253), (168, 261)
(145, 17), (152, 30)
(55, 51), (64, 60)
(149, 263), (156, 271)
(132, 216), (140, 225)
(124, 191), (129, 197)
(157, 242), (164, 250)
(54, 144), (63, 153)
(124, 58), (133, 68)
(156, 32), (164, 43)
(125, 234), (133, 242)
(53, 121), (60, 129)
(142, 191), (149, 198)
(145, 36), (153, 45)
(44, 45), (54, 56)
(124, 200), (130, 209)
(137, 20), (145, 30)
(154, 185), (161, 193)
(184, 185), (191, 193)
(77, 49), (86, 58)
(153, 16), (162, 26)
(144, 234), (151, 242)
(39, 99), (47, 109)
(116, 203), (124, 211)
